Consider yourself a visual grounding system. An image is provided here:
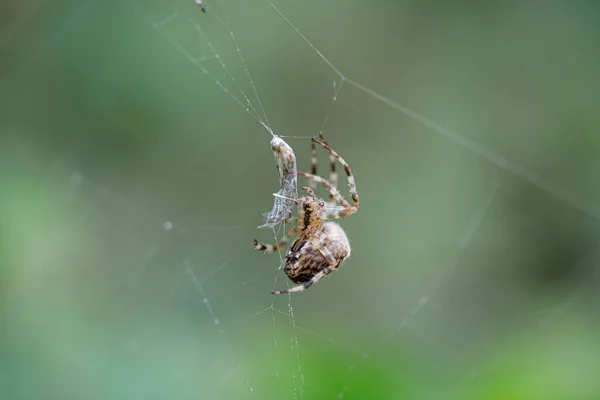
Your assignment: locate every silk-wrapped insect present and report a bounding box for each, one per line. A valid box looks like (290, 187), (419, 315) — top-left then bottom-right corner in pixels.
(258, 135), (299, 229)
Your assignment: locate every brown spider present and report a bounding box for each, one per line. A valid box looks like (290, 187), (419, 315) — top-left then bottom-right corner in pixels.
(254, 135), (359, 294)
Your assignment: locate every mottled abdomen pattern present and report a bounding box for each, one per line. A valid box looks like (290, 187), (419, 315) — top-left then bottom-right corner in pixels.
(284, 222), (350, 284)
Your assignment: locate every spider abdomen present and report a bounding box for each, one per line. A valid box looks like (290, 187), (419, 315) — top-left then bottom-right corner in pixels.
(284, 222), (350, 284)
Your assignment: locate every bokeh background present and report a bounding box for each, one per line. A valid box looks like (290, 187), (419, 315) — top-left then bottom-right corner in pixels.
(2, 0), (600, 399)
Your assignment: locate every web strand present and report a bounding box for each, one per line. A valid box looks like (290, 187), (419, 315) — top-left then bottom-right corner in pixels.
(339, 178), (500, 395)
(53, 160), (258, 397)
(37, 2), (595, 398)
(266, 0), (600, 223)
(133, 0), (274, 136)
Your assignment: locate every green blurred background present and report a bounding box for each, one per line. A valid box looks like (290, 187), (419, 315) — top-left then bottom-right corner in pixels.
(2, 0), (600, 399)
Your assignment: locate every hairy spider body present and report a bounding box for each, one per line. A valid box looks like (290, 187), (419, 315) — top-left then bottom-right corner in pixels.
(284, 222), (350, 285)
(254, 135), (359, 294)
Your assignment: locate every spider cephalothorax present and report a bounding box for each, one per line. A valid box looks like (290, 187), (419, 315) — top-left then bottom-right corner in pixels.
(254, 135), (359, 294)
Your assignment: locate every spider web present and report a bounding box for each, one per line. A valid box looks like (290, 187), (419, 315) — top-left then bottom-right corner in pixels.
(3, 0), (600, 399)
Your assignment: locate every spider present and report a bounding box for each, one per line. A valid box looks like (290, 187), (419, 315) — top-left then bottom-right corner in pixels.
(254, 135), (359, 294)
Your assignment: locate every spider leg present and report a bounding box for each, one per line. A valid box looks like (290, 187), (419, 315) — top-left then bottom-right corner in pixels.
(295, 171), (358, 219)
(272, 261), (338, 294)
(254, 225), (303, 253)
(311, 137), (359, 211)
(301, 186), (317, 198)
(309, 135), (338, 203)
(310, 136), (318, 192)
(316, 135), (338, 203)
(272, 244), (338, 294)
